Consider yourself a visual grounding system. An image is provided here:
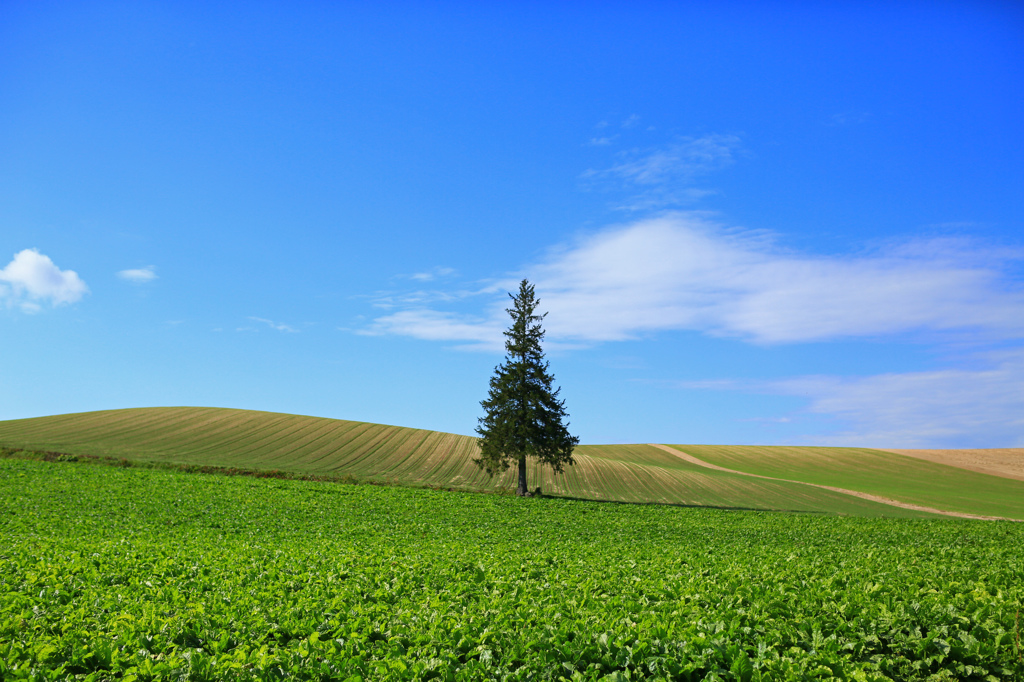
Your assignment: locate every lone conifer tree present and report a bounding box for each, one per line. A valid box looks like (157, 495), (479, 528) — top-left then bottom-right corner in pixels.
(476, 279), (578, 496)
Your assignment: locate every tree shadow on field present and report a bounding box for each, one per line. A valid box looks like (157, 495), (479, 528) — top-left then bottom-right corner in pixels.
(526, 491), (829, 516)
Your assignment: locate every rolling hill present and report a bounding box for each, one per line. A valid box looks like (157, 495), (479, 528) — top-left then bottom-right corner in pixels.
(2, 407), (1021, 519)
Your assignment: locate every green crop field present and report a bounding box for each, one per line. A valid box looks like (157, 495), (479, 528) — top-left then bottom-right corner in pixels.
(2, 458), (1021, 681)
(0, 408), (957, 518)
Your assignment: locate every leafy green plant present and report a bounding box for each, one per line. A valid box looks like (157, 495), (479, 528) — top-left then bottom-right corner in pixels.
(1, 458), (1021, 681)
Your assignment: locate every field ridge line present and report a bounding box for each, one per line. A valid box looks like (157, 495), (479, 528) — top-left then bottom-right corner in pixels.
(648, 444), (1016, 521)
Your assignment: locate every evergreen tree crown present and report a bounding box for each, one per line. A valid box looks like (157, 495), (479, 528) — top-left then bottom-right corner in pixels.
(475, 279), (578, 490)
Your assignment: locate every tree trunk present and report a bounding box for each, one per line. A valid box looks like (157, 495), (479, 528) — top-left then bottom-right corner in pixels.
(516, 454), (528, 496)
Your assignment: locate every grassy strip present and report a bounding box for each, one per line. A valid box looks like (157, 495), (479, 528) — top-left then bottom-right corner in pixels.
(0, 445), (387, 488)
(0, 445), (556, 500)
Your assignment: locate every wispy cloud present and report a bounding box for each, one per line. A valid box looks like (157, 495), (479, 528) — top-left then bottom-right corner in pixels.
(775, 349), (1024, 448)
(118, 266), (157, 283)
(586, 134), (740, 186)
(582, 134), (742, 210)
(621, 114), (640, 129)
(361, 309), (504, 351)
(248, 317), (299, 333)
(365, 213), (1024, 348)
(369, 284), (487, 311)
(408, 266), (455, 282)
(682, 348), (1024, 448)
(0, 248), (88, 312)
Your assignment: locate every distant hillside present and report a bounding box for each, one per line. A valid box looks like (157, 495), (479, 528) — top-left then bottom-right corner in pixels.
(676, 443), (1024, 520)
(4, 407), (1020, 519)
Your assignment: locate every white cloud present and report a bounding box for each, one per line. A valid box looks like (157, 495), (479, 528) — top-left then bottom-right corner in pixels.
(687, 348), (1024, 448)
(249, 317), (298, 333)
(536, 214), (1024, 344)
(366, 213), (1024, 348)
(361, 309), (504, 351)
(117, 266), (157, 283)
(0, 248), (88, 311)
(776, 350), (1024, 448)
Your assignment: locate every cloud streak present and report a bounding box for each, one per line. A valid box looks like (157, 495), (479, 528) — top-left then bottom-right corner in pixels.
(0, 248), (88, 312)
(249, 317), (299, 333)
(118, 266), (157, 283)
(683, 348), (1024, 448)
(600, 135), (740, 186)
(777, 350), (1024, 448)
(363, 309), (503, 351)
(583, 135), (742, 210)
(408, 266), (455, 282)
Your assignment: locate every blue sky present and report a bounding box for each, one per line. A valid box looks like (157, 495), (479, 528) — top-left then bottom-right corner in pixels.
(2, 1), (1022, 447)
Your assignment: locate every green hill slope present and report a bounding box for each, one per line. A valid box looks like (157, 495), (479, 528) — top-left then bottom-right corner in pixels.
(566, 444), (936, 516)
(0, 407), (945, 518)
(674, 444), (1024, 520)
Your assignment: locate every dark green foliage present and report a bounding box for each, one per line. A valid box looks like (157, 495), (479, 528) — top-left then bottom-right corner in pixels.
(1, 459), (1023, 681)
(476, 279), (578, 494)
